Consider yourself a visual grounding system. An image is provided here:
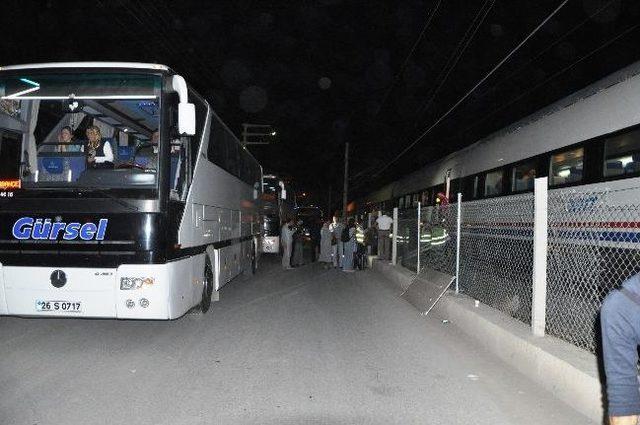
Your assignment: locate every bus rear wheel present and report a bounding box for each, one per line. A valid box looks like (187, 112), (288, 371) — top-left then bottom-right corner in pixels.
(200, 257), (214, 313)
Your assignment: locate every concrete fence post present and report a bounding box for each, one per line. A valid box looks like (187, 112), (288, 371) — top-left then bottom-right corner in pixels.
(455, 192), (462, 293)
(532, 177), (549, 337)
(392, 207), (398, 265)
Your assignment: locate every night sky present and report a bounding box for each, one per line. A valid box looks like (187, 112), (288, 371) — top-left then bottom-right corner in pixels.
(2, 0), (640, 207)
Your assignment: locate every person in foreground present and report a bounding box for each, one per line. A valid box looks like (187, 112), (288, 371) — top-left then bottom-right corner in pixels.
(601, 272), (640, 425)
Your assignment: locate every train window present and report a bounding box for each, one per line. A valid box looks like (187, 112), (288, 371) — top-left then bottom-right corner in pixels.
(449, 178), (460, 202)
(511, 161), (536, 192)
(404, 194), (411, 208)
(484, 169), (503, 196)
(421, 190), (429, 205)
(398, 196), (405, 209)
(473, 176), (480, 198)
(549, 147), (583, 186)
(604, 128), (640, 177)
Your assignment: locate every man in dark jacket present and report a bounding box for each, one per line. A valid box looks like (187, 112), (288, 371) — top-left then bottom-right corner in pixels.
(601, 272), (640, 424)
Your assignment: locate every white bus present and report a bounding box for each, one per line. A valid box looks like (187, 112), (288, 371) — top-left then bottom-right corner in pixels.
(0, 62), (262, 319)
(261, 174), (296, 254)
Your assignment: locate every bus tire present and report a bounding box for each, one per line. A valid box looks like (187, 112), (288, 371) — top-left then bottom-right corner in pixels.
(200, 257), (214, 313)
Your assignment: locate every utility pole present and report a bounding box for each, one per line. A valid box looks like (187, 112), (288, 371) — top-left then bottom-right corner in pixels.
(327, 184), (332, 220)
(342, 141), (349, 219)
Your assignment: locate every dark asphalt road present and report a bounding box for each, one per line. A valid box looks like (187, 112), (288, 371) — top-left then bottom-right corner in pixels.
(0, 256), (593, 424)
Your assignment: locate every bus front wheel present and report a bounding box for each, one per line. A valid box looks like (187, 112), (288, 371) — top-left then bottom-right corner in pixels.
(200, 257), (214, 313)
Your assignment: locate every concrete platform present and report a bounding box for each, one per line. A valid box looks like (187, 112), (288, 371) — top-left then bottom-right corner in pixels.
(373, 259), (604, 423)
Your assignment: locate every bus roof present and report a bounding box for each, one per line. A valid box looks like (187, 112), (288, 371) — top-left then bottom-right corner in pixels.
(0, 62), (171, 72)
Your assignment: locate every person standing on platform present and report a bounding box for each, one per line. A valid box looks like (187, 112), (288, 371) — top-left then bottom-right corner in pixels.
(341, 218), (357, 272)
(364, 221), (378, 256)
(329, 213), (344, 268)
(355, 219), (366, 270)
(318, 220), (333, 268)
(281, 217), (295, 270)
(310, 218), (321, 262)
(376, 211), (393, 261)
(291, 220), (305, 267)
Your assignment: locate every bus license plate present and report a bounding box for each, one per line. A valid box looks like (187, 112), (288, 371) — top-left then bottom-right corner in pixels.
(35, 300), (82, 313)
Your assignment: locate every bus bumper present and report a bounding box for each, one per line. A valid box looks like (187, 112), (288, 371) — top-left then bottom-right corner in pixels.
(0, 261), (196, 320)
(262, 236), (280, 253)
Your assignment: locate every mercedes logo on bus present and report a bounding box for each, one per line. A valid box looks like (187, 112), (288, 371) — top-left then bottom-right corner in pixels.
(50, 270), (67, 288)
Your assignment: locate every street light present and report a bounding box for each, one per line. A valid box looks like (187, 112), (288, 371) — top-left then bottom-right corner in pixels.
(241, 123), (277, 146)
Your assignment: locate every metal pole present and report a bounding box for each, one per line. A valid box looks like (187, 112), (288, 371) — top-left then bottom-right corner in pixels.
(367, 212), (372, 255)
(392, 207), (398, 265)
(327, 184), (332, 219)
(455, 192), (462, 293)
(342, 141), (349, 218)
(417, 202), (421, 275)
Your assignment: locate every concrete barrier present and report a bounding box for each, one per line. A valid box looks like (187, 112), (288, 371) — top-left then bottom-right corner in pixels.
(372, 260), (604, 423)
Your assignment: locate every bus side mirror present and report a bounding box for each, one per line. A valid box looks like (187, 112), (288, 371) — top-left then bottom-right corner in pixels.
(178, 103), (196, 136)
(172, 74), (196, 136)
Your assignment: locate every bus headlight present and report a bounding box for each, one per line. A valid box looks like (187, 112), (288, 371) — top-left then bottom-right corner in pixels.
(120, 277), (154, 290)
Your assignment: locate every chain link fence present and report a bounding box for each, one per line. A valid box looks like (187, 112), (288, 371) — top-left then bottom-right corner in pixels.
(546, 187), (640, 352)
(396, 204), (458, 274)
(391, 184), (640, 354)
(420, 204), (457, 276)
(397, 208), (419, 272)
(458, 193), (535, 325)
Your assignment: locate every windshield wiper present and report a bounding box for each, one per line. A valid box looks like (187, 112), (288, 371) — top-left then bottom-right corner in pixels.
(77, 187), (140, 212)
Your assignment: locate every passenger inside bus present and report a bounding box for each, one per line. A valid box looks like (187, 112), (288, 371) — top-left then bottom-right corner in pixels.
(85, 125), (114, 168)
(57, 126), (82, 153)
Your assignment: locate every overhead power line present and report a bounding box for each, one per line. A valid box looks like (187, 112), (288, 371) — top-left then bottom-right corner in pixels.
(475, 0), (622, 100)
(373, 0), (443, 117)
(451, 22), (640, 141)
(413, 0), (495, 123)
(373, 0), (571, 178)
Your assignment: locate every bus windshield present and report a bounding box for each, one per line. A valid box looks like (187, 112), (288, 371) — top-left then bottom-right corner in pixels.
(0, 72), (163, 195)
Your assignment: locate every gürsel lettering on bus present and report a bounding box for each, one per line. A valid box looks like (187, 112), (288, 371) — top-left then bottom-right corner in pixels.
(11, 217), (109, 241)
